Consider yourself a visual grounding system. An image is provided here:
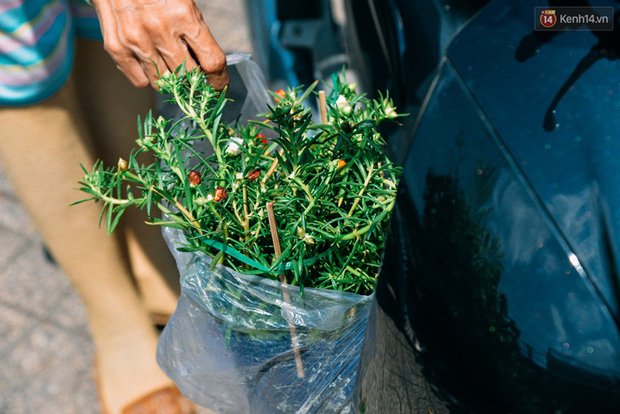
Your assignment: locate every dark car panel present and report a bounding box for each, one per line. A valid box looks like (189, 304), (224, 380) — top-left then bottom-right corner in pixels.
(355, 0), (620, 412)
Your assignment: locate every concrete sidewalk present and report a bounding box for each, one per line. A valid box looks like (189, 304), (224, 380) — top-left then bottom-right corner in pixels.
(0, 1), (251, 412)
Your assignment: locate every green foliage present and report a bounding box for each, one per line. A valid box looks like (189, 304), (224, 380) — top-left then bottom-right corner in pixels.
(75, 66), (403, 295)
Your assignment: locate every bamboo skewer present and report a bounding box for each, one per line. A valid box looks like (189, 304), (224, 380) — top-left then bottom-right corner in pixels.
(266, 202), (305, 378)
(318, 90), (328, 124)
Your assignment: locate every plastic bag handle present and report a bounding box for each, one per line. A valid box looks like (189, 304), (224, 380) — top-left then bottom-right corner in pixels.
(226, 53), (274, 121)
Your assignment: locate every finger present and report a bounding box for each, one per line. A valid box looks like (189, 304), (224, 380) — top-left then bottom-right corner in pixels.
(115, 56), (150, 88)
(158, 40), (200, 76)
(138, 53), (170, 90)
(204, 62), (229, 92)
(104, 37), (151, 88)
(183, 30), (229, 91)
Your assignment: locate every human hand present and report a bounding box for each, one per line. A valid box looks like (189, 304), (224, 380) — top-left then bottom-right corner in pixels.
(91, 0), (229, 90)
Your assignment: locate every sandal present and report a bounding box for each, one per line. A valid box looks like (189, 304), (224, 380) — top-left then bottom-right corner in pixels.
(99, 384), (195, 414)
(95, 355), (195, 414)
(120, 385), (195, 414)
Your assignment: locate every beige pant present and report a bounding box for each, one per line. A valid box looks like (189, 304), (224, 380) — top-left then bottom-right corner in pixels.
(0, 38), (180, 413)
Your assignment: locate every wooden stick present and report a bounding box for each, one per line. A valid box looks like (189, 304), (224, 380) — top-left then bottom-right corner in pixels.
(318, 90), (328, 124)
(266, 202), (305, 378)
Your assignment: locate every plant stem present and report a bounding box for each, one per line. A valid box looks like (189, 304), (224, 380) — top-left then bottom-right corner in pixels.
(348, 165), (374, 217)
(232, 200), (246, 228)
(261, 154), (280, 190)
(151, 187), (204, 235)
(242, 186), (250, 242)
(292, 176), (314, 202)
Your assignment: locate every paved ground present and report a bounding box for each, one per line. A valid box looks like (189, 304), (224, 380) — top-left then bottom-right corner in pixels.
(0, 1), (251, 412)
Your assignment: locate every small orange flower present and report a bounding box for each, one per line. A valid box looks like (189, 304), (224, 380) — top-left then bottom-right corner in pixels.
(214, 186), (227, 202)
(248, 169), (261, 181)
(188, 170), (201, 186)
(274, 89), (286, 103)
(337, 159), (347, 169)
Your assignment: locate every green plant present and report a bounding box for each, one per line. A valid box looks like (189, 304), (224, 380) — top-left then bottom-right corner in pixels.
(75, 66), (403, 295)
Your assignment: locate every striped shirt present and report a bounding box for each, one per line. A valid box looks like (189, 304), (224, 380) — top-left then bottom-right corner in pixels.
(0, 0), (102, 106)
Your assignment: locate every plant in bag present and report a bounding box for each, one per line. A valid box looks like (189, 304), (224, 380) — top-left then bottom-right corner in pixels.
(76, 65), (402, 295)
(75, 56), (404, 413)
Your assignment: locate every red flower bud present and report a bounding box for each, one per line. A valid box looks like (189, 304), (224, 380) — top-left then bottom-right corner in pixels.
(188, 170), (201, 186)
(248, 169), (261, 181)
(214, 186), (227, 202)
(256, 133), (268, 149)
